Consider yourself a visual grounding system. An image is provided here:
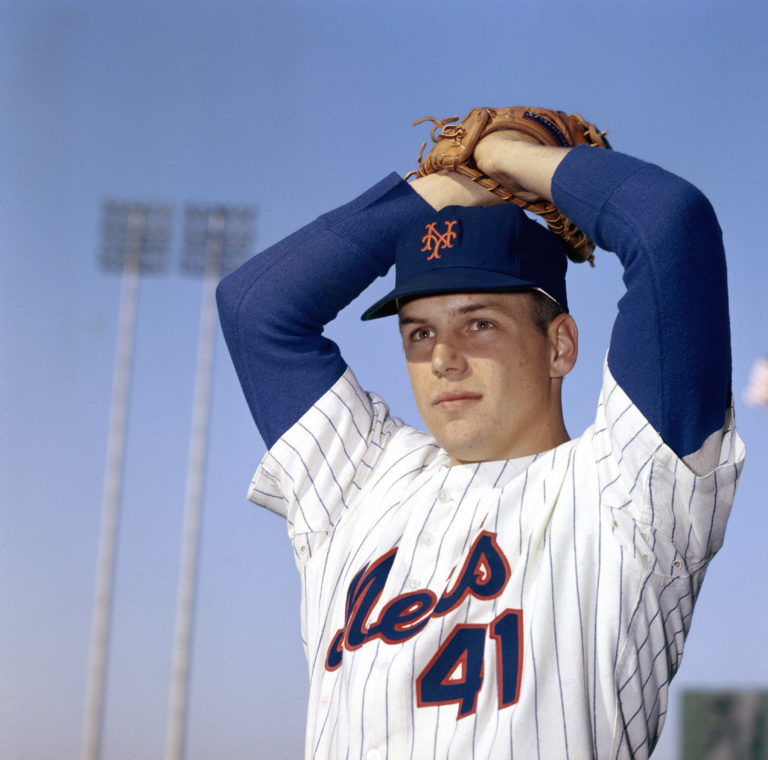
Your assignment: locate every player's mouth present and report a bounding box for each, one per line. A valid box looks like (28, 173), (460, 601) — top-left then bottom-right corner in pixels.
(433, 391), (483, 411)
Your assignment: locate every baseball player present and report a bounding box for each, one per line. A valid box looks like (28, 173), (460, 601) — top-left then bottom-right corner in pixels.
(217, 107), (745, 759)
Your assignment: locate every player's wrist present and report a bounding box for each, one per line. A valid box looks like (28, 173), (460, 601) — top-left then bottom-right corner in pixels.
(474, 133), (541, 202)
(410, 170), (505, 210)
(475, 134), (568, 204)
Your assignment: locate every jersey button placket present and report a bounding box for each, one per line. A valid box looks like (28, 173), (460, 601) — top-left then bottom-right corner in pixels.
(408, 531), (435, 592)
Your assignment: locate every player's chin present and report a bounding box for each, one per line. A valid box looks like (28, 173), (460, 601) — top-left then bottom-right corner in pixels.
(434, 425), (495, 464)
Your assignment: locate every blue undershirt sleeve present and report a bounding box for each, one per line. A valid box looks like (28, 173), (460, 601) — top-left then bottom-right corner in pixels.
(552, 146), (732, 457)
(216, 173), (431, 449)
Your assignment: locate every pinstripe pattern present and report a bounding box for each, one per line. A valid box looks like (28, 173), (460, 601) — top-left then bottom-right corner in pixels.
(248, 364), (744, 760)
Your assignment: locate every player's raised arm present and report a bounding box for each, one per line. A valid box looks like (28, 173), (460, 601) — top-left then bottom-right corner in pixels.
(216, 176), (431, 448)
(549, 145), (730, 461)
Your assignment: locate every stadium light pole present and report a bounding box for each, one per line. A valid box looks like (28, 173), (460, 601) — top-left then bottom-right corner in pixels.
(164, 205), (255, 760)
(81, 202), (172, 760)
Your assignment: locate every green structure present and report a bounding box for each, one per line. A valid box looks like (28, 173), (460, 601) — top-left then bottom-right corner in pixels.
(683, 690), (768, 760)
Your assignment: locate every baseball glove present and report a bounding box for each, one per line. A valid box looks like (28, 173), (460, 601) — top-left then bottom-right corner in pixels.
(407, 107), (611, 263)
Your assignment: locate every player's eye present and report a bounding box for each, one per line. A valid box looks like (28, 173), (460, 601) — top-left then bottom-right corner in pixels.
(410, 327), (434, 342)
(470, 319), (495, 331)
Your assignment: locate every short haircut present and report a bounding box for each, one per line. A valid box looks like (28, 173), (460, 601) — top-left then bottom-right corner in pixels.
(526, 290), (566, 335)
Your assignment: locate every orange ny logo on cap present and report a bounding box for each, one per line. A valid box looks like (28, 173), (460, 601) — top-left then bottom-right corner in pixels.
(421, 220), (457, 260)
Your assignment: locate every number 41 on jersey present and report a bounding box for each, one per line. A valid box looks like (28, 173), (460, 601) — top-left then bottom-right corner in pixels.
(416, 609), (523, 719)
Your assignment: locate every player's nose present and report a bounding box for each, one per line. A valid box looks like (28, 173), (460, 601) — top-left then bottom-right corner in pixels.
(431, 340), (468, 378)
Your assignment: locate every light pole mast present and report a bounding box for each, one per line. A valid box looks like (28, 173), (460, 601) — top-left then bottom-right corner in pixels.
(164, 205), (255, 760)
(81, 202), (172, 760)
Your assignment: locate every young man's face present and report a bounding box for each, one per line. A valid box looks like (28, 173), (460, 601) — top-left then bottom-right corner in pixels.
(398, 292), (576, 465)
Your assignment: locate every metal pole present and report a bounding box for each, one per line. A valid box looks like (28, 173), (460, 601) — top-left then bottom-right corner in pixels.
(164, 213), (224, 760)
(80, 210), (143, 760)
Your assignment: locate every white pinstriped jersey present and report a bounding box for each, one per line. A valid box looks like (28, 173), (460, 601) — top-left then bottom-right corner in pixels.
(249, 362), (744, 760)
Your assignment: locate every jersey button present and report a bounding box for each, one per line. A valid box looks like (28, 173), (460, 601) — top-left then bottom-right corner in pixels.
(366, 749), (382, 760)
(438, 490), (452, 503)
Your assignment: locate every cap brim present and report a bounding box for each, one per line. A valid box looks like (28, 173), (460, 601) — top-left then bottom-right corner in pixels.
(360, 268), (539, 321)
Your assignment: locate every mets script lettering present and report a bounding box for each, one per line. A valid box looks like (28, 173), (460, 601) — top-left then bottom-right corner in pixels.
(324, 531), (523, 719)
(421, 220), (458, 260)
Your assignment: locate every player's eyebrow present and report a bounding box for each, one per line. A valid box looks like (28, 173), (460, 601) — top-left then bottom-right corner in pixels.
(398, 301), (508, 327)
(458, 302), (500, 315)
(398, 314), (425, 327)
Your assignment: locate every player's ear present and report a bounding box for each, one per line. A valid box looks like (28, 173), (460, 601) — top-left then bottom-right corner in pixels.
(548, 313), (578, 378)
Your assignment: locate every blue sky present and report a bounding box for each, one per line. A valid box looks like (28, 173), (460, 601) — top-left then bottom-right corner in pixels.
(2, 1), (767, 758)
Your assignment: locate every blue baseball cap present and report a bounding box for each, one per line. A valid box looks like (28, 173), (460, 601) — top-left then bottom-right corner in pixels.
(361, 204), (568, 321)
